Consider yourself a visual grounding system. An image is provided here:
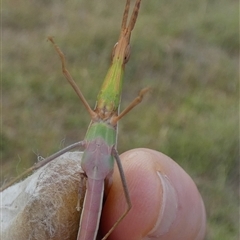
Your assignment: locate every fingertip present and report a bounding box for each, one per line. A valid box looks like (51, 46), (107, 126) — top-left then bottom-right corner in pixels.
(101, 148), (206, 240)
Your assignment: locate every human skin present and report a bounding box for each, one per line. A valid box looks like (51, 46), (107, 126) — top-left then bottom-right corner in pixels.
(101, 148), (206, 240)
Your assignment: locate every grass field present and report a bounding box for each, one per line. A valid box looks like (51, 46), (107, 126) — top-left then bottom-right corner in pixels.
(2, 0), (239, 239)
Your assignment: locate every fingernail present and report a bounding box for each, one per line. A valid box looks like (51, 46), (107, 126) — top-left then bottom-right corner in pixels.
(144, 171), (178, 239)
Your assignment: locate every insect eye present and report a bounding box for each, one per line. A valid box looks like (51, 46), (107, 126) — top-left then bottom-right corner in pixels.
(111, 42), (118, 60)
(124, 45), (131, 63)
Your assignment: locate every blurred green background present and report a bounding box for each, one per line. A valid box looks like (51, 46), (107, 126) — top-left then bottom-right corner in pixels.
(2, 0), (239, 239)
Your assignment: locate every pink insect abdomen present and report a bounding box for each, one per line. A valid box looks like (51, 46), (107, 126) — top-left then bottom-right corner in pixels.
(77, 178), (104, 240)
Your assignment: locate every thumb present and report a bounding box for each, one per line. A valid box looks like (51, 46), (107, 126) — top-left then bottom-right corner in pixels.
(100, 148), (206, 240)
